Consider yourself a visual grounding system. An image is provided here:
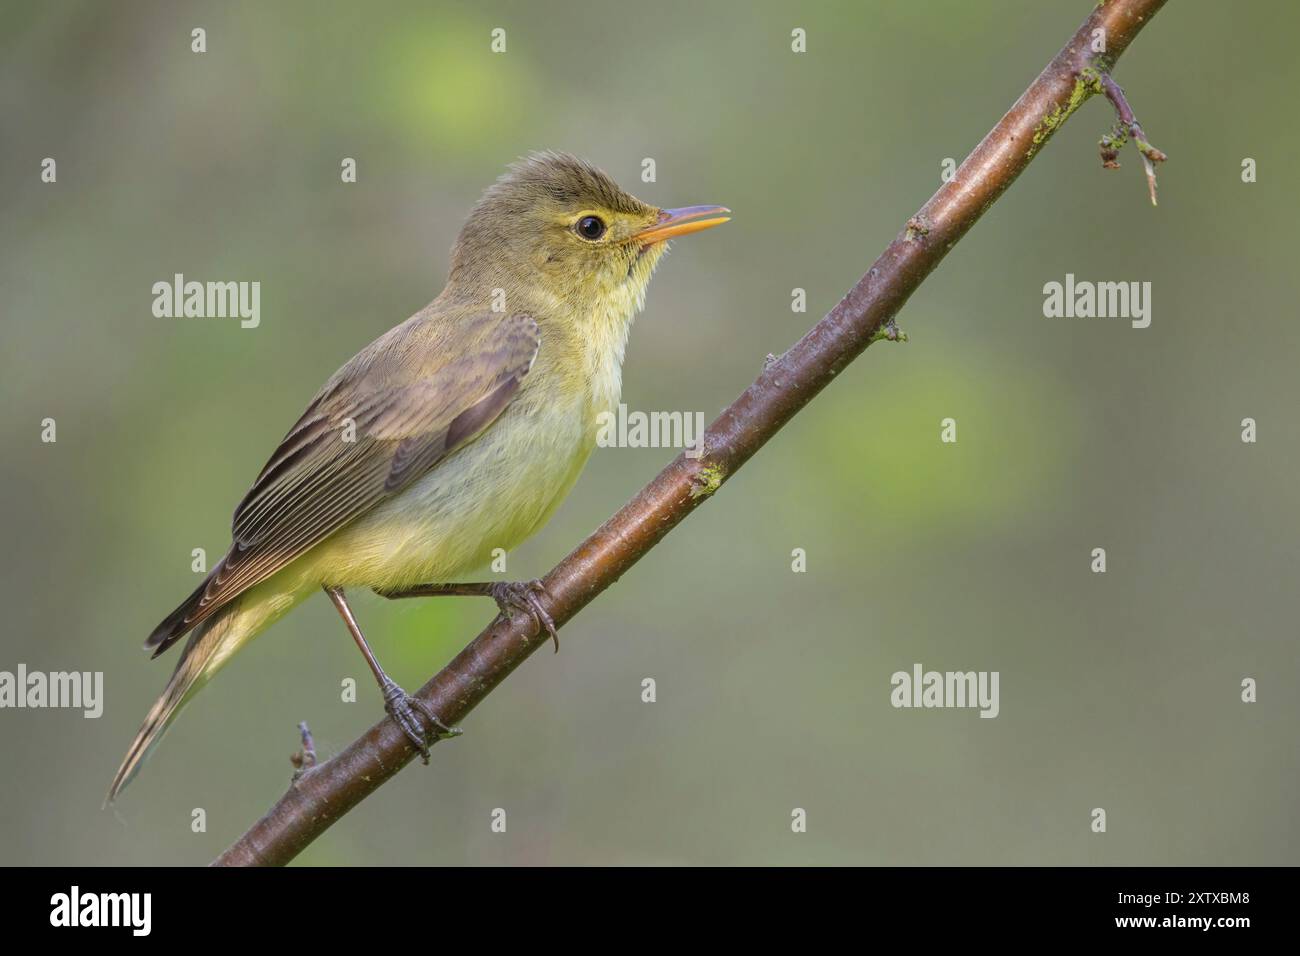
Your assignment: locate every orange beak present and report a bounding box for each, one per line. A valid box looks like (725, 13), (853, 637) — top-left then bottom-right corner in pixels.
(634, 205), (731, 245)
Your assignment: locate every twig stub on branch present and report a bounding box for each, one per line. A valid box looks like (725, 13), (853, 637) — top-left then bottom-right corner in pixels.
(1089, 68), (1168, 205)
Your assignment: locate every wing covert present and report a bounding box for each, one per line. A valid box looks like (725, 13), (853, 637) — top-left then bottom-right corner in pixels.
(145, 311), (539, 655)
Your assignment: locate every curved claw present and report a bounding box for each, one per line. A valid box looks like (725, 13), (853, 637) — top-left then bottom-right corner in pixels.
(491, 580), (560, 652)
(407, 696), (463, 741)
(380, 679), (461, 764)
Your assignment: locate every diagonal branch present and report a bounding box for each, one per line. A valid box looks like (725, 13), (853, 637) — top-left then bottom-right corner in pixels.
(214, 0), (1169, 867)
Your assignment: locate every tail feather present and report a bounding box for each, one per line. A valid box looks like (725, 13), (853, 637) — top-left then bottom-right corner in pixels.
(107, 599), (242, 804)
(112, 572), (314, 803)
(143, 569), (218, 659)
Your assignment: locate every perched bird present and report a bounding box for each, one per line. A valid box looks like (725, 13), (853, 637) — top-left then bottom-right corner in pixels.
(108, 152), (728, 801)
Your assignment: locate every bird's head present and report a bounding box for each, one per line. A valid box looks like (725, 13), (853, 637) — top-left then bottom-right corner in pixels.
(446, 151), (728, 328)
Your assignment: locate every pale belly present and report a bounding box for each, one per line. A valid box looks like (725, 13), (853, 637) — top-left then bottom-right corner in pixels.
(291, 395), (596, 592)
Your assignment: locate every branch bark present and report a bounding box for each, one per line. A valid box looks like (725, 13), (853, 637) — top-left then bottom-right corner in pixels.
(214, 0), (1169, 866)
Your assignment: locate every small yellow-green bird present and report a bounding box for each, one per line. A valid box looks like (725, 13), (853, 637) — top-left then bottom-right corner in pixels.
(108, 152), (728, 800)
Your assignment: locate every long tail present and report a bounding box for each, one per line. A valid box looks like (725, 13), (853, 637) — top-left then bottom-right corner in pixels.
(107, 599), (248, 804)
(111, 580), (304, 803)
(110, 567), (319, 802)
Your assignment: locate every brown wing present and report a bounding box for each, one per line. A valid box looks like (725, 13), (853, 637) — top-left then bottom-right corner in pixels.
(145, 311), (539, 656)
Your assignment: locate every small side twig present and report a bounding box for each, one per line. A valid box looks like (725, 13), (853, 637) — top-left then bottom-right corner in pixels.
(289, 721), (317, 781)
(1091, 69), (1167, 205)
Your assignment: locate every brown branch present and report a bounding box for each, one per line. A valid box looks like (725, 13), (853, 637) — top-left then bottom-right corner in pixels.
(214, 0), (1169, 867)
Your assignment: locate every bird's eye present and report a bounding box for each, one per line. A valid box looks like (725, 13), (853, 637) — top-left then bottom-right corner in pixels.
(575, 215), (606, 240)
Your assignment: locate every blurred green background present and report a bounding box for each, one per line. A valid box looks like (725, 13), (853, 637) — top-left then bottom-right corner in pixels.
(2, 0), (1297, 866)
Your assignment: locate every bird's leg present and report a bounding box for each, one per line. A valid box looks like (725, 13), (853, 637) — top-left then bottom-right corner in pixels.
(323, 586), (461, 763)
(377, 580), (560, 652)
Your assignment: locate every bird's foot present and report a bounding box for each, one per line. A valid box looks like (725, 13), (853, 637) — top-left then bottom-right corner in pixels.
(491, 580), (559, 652)
(380, 678), (461, 763)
